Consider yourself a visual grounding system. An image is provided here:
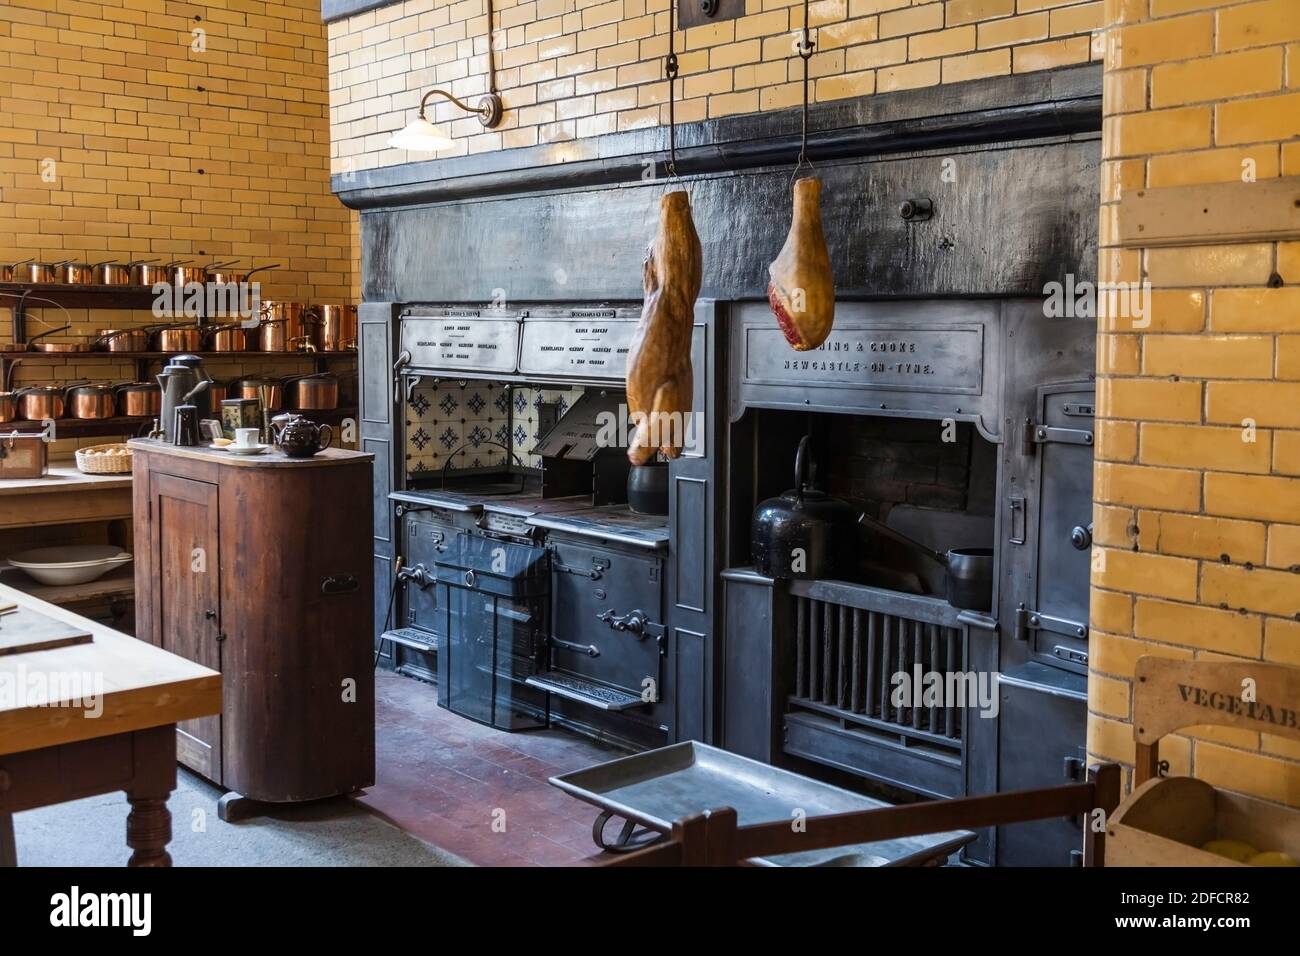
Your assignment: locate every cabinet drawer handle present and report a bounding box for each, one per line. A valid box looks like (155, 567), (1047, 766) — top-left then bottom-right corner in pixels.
(321, 574), (360, 596)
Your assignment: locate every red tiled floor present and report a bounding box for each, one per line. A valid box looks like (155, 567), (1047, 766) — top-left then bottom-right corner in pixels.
(351, 669), (620, 866)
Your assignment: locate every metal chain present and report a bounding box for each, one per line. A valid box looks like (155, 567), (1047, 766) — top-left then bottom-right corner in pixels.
(795, 0), (815, 179)
(666, 0), (680, 179)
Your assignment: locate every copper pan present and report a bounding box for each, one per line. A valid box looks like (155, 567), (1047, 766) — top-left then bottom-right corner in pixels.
(204, 322), (249, 352)
(153, 324), (203, 352)
(27, 326), (93, 353)
(131, 260), (172, 286)
(0, 259), (33, 282)
(116, 382), (161, 418)
(94, 261), (134, 285)
(16, 261), (69, 284)
(57, 260), (114, 285)
(65, 382), (117, 419)
(96, 326), (155, 352)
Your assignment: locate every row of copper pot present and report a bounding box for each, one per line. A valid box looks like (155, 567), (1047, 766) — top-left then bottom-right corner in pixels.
(0, 259), (279, 288)
(0, 382), (160, 422)
(0, 373), (342, 423)
(25, 305), (357, 354)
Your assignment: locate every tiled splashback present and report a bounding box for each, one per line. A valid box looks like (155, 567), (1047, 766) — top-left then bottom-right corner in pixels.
(406, 381), (584, 477)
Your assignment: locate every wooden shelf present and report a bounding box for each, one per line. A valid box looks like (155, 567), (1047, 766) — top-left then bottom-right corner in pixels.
(0, 282), (160, 313)
(0, 564), (134, 608)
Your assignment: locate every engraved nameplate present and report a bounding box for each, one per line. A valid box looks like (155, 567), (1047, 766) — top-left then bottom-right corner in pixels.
(518, 316), (638, 379)
(744, 325), (984, 394)
(400, 318), (520, 373)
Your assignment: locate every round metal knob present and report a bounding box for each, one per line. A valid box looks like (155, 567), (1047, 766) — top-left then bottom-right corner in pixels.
(463, 569), (476, 588)
(700, 0), (719, 14)
(1070, 524), (1093, 550)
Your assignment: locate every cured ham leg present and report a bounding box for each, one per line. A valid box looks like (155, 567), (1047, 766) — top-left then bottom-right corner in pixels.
(768, 176), (834, 351)
(625, 189), (702, 465)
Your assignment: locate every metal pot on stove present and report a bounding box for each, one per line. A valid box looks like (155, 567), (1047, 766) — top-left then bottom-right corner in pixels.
(750, 436), (857, 580)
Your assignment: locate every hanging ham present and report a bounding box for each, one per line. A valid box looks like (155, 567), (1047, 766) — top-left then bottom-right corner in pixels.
(767, 176), (834, 351)
(625, 189), (702, 465)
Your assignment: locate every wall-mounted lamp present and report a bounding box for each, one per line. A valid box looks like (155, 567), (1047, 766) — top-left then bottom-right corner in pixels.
(388, 89), (504, 152)
(389, 0), (504, 153)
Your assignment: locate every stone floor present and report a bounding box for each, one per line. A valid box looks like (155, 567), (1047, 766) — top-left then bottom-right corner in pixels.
(354, 668), (622, 867)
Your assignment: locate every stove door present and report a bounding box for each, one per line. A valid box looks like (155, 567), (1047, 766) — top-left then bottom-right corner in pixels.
(536, 540), (664, 711)
(1026, 383), (1095, 674)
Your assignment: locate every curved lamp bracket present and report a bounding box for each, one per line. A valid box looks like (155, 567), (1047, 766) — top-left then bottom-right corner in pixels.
(419, 89), (503, 129)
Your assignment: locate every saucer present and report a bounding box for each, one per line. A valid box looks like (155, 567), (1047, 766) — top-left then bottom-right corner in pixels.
(224, 443), (271, 456)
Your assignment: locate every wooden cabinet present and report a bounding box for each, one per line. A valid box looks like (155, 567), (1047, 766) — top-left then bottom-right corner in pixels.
(132, 440), (375, 810)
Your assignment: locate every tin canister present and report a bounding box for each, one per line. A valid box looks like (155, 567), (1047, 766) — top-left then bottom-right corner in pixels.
(221, 397), (261, 439)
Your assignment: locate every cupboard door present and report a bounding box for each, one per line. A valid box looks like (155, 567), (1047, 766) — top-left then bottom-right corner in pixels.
(151, 473), (223, 784)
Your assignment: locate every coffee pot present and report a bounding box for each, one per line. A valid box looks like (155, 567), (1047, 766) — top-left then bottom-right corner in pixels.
(271, 413), (332, 459)
(157, 354), (212, 441)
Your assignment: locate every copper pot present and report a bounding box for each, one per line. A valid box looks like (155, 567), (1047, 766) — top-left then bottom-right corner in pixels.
(317, 304), (357, 352)
(116, 382), (161, 418)
(57, 260), (113, 285)
(256, 301), (318, 352)
(230, 376), (283, 411)
(286, 372), (339, 411)
(204, 322), (249, 352)
(96, 327), (152, 352)
(17, 261), (68, 284)
(65, 382), (117, 419)
(94, 262), (132, 285)
(1, 259), (33, 282)
(131, 260), (171, 286)
(0, 392), (17, 423)
(172, 263), (209, 286)
(16, 385), (68, 420)
(208, 379), (228, 406)
(154, 324), (203, 352)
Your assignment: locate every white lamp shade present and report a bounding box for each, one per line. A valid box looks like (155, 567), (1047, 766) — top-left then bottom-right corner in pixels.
(388, 116), (453, 151)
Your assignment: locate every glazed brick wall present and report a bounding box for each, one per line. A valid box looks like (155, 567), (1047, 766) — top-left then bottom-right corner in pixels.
(327, 0), (1105, 174)
(1090, 0), (1300, 806)
(0, 0), (359, 455)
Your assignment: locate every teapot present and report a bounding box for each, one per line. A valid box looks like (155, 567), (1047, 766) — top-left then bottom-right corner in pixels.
(271, 413), (332, 459)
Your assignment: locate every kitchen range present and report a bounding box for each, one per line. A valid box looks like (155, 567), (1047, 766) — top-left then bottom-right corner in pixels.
(344, 54), (1107, 864)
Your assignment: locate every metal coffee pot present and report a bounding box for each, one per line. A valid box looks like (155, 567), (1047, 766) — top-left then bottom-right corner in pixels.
(271, 413), (333, 459)
(156, 354), (212, 441)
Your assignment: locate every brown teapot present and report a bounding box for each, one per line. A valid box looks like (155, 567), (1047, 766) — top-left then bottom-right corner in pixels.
(271, 412), (332, 459)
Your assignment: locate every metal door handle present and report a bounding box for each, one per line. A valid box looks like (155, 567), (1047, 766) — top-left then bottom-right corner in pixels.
(551, 637), (599, 657)
(321, 574), (360, 595)
(204, 609), (216, 620)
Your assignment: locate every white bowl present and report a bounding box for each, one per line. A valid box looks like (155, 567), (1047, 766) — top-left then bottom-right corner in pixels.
(7, 546), (133, 586)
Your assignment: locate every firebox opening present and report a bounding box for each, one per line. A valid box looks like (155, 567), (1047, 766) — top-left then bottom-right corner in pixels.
(742, 407), (998, 598)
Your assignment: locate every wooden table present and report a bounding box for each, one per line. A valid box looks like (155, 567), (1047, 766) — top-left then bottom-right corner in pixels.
(0, 582), (221, 866)
(0, 465), (133, 530)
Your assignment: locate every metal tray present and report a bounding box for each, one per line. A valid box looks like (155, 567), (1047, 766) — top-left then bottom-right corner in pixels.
(550, 741), (975, 867)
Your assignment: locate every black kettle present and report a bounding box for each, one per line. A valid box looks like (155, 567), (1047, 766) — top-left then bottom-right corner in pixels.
(751, 436), (858, 580)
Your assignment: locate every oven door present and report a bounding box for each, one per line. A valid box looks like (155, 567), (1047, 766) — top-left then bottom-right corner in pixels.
(529, 540), (664, 711)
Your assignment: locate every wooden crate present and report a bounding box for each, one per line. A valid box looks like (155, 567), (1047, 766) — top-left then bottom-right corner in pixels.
(1109, 775), (1300, 867)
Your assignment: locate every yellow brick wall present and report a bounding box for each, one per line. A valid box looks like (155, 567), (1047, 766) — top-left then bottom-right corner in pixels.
(1091, 0), (1300, 805)
(328, 0), (1106, 174)
(0, 0), (359, 455)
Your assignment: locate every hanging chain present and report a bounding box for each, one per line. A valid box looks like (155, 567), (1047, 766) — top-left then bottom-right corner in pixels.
(795, 0), (815, 179)
(665, 0), (680, 179)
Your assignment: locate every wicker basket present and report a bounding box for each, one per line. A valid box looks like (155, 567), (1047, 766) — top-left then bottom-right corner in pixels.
(75, 442), (134, 475)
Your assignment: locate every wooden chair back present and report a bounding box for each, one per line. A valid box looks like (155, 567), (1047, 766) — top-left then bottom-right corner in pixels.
(1132, 656), (1300, 786)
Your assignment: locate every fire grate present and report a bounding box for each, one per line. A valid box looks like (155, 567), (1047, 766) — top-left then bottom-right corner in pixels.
(788, 582), (967, 753)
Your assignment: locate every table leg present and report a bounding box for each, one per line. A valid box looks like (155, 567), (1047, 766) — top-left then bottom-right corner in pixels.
(126, 797), (172, 867)
(1, 810), (16, 867)
(125, 724), (178, 867)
